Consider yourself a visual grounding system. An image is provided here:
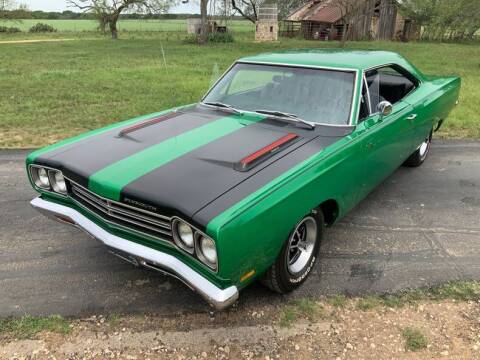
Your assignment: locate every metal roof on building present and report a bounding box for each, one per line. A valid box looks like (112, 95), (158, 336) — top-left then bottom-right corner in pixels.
(287, 0), (347, 24)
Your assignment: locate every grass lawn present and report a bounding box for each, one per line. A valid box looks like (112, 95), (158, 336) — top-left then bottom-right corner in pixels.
(0, 30), (478, 148)
(0, 19), (254, 33)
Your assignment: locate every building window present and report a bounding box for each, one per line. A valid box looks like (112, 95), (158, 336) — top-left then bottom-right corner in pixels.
(270, 26), (273, 32)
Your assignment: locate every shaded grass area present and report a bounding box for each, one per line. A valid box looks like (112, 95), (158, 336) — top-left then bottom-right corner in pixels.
(0, 31), (478, 147)
(279, 281), (480, 327)
(362, 281), (480, 309)
(279, 298), (322, 327)
(0, 315), (70, 339)
(327, 294), (348, 308)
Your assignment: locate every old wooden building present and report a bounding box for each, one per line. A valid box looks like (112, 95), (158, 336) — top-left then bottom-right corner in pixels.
(281, 0), (420, 41)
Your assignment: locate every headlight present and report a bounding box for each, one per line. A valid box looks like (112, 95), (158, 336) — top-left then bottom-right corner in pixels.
(196, 234), (217, 269)
(31, 166), (50, 189)
(50, 170), (67, 194)
(173, 219), (194, 253)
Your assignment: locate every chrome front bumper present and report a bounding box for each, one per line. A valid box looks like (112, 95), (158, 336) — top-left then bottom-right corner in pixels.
(30, 197), (239, 310)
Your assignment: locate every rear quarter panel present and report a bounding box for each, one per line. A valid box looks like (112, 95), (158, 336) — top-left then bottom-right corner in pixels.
(406, 76), (461, 144)
(430, 76), (462, 125)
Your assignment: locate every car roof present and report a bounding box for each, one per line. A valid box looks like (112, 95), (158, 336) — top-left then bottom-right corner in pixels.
(238, 49), (423, 78)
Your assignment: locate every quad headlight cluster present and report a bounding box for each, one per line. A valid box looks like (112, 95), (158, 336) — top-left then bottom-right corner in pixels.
(29, 165), (67, 195)
(172, 218), (218, 271)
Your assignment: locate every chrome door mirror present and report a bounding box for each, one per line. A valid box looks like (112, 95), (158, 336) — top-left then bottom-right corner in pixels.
(377, 101), (393, 120)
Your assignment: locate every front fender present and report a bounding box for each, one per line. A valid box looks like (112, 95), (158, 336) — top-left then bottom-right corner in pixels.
(208, 134), (364, 287)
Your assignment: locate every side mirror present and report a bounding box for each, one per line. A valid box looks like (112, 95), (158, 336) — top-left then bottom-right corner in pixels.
(377, 101), (393, 120)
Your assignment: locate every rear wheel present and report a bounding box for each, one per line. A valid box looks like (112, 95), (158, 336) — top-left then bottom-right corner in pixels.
(261, 211), (323, 294)
(404, 132), (432, 167)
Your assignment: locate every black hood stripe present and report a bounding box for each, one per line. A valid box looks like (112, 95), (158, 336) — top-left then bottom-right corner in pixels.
(193, 136), (341, 226)
(119, 121), (342, 227)
(34, 106), (225, 188)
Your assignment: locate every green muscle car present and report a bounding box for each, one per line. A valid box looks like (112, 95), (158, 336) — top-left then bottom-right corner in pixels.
(27, 50), (461, 309)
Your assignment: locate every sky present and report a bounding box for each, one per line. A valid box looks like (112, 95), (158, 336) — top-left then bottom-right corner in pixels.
(21, 0), (198, 14)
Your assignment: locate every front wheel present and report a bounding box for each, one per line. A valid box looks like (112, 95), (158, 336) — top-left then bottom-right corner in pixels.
(403, 132), (432, 167)
(261, 211), (323, 294)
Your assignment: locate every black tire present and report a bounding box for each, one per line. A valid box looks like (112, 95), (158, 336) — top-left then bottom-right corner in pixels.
(261, 210), (324, 294)
(403, 131), (432, 167)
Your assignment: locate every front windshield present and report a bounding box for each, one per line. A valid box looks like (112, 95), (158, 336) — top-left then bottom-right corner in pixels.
(203, 63), (356, 125)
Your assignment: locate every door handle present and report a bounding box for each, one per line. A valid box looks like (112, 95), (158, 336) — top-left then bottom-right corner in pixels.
(407, 114), (418, 120)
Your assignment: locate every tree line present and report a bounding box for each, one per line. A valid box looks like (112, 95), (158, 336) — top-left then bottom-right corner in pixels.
(0, 8), (220, 21)
(399, 0), (480, 41)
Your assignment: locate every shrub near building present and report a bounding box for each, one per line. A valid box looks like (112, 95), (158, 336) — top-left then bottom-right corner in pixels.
(0, 26), (21, 33)
(29, 23), (57, 33)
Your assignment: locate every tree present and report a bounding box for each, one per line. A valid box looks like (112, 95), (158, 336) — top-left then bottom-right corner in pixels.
(0, 0), (14, 19)
(230, 0), (259, 23)
(0, 0), (14, 11)
(67, 0), (175, 39)
(277, 0), (306, 20)
(199, 0), (208, 42)
(1, 1), (32, 20)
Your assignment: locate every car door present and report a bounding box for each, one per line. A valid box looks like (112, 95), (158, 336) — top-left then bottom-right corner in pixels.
(358, 67), (418, 193)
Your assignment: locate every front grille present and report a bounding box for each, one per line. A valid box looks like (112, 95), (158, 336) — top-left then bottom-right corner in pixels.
(68, 181), (173, 241)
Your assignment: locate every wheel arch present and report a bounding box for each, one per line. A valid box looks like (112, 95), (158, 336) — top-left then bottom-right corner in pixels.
(316, 199), (340, 226)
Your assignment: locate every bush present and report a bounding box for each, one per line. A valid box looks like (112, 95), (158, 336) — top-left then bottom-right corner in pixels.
(207, 32), (234, 43)
(183, 32), (234, 44)
(29, 23), (57, 33)
(402, 327), (428, 351)
(0, 26), (22, 33)
(183, 34), (200, 44)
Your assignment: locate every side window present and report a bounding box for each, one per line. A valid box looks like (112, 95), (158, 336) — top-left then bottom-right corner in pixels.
(358, 79), (370, 122)
(366, 66), (417, 112)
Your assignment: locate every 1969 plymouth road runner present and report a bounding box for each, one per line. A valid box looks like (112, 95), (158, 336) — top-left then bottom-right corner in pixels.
(27, 50), (460, 309)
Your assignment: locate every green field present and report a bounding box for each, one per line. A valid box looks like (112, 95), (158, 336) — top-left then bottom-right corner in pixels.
(0, 28), (478, 148)
(0, 19), (254, 33)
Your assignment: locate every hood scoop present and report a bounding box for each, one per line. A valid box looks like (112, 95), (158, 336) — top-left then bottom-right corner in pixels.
(117, 110), (184, 138)
(234, 133), (300, 172)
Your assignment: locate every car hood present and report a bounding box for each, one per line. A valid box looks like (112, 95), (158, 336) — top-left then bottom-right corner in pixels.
(32, 105), (352, 226)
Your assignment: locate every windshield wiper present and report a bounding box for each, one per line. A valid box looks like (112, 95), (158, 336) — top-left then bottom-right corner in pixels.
(254, 110), (315, 130)
(201, 101), (243, 115)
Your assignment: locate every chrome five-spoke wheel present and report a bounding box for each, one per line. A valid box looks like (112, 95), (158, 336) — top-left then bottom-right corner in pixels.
(418, 136), (430, 160)
(261, 212), (324, 294)
(404, 131), (432, 167)
(287, 216), (317, 275)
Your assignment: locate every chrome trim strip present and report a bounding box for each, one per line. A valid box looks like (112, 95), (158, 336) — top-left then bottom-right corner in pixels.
(201, 60), (359, 126)
(71, 189), (173, 237)
(364, 74), (372, 115)
(71, 186), (171, 231)
(236, 60), (359, 74)
(70, 195), (173, 245)
(68, 178), (171, 221)
(30, 197), (239, 310)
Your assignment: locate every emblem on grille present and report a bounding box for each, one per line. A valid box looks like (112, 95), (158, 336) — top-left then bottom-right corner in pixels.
(123, 197), (158, 212)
